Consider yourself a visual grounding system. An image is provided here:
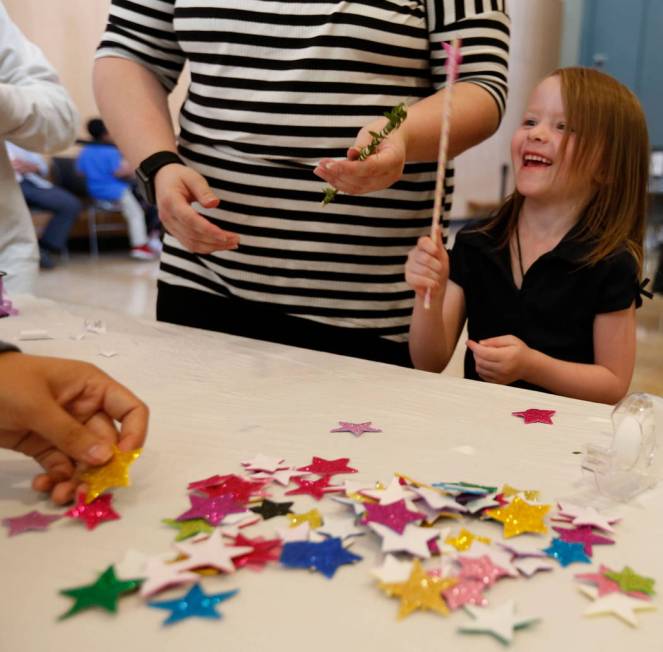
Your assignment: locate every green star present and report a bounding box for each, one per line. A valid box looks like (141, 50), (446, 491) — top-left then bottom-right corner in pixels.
(604, 566), (656, 595)
(59, 565), (142, 619)
(162, 517), (214, 541)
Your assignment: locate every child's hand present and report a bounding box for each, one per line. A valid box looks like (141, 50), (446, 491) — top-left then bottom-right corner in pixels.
(405, 229), (448, 298)
(314, 117), (406, 195)
(467, 335), (532, 385)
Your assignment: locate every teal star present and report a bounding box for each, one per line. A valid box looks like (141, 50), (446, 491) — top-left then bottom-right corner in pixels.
(543, 538), (591, 567)
(149, 585), (238, 625)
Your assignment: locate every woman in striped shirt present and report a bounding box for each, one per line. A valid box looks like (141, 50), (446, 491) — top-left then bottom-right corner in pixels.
(94, 0), (510, 366)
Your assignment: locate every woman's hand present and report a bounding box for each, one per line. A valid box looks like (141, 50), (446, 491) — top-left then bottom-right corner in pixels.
(0, 353), (148, 504)
(155, 163), (240, 253)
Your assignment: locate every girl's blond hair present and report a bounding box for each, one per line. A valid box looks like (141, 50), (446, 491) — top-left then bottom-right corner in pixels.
(480, 67), (650, 272)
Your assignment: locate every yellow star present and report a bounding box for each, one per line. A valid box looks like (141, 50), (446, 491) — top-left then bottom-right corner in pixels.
(379, 560), (457, 619)
(287, 509), (322, 529)
(445, 528), (492, 552)
(79, 444), (142, 503)
(501, 484), (540, 502)
(485, 496), (550, 538)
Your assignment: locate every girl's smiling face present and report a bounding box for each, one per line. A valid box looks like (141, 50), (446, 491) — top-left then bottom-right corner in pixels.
(511, 75), (589, 204)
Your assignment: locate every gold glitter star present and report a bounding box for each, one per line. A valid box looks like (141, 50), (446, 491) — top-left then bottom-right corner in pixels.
(445, 528), (492, 552)
(79, 444), (142, 503)
(484, 497), (550, 538)
(287, 509), (323, 529)
(379, 559), (457, 619)
(501, 484), (540, 502)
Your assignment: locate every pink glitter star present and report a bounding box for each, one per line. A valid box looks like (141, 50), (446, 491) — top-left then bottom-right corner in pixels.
(176, 494), (245, 526)
(512, 409), (556, 424)
(297, 456), (358, 477)
(330, 421), (382, 437)
(575, 565), (652, 600)
(284, 475), (344, 501)
(361, 499), (425, 535)
(458, 555), (510, 587)
(65, 493), (120, 530)
(442, 579), (488, 610)
(2, 510), (62, 536)
(553, 525), (615, 556)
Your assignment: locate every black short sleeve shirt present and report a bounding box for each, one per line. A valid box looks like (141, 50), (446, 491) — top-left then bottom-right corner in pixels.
(448, 221), (641, 392)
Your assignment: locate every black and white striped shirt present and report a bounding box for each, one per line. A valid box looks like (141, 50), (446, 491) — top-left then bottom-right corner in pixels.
(97, 0), (510, 341)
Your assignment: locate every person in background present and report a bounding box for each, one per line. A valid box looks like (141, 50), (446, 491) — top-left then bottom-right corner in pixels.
(406, 68), (650, 405)
(6, 142), (81, 270)
(0, 0), (78, 293)
(77, 118), (160, 260)
(0, 341), (149, 505)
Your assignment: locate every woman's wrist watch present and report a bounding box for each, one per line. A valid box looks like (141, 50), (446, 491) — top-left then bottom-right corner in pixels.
(135, 151), (184, 205)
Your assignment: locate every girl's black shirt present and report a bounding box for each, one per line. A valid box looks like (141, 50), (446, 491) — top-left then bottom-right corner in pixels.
(448, 221), (642, 393)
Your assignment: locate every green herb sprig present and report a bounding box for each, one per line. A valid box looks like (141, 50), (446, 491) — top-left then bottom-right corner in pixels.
(321, 103), (407, 206)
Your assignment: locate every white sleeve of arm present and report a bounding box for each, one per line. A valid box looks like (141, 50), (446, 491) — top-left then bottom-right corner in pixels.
(0, 4), (78, 153)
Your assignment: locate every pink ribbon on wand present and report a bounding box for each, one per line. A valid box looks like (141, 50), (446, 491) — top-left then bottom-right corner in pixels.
(424, 39), (462, 310)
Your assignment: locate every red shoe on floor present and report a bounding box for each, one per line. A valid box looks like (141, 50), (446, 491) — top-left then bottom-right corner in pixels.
(130, 244), (159, 260)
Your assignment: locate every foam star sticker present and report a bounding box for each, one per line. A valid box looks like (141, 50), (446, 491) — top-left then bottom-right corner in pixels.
(65, 493), (120, 530)
(78, 444), (142, 503)
(413, 486), (468, 512)
(457, 555), (510, 587)
(241, 454), (288, 473)
(552, 525), (614, 556)
(445, 528), (491, 552)
(442, 579), (487, 610)
(556, 501), (620, 533)
(371, 555), (413, 583)
(231, 534), (282, 570)
(318, 515), (365, 540)
(196, 474), (269, 502)
(285, 475), (344, 500)
(250, 499), (294, 520)
(176, 493), (245, 526)
(501, 484), (540, 501)
(277, 522), (311, 543)
(330, 421), (382, 437)
(578, 585), (657, 627)
(514, 557), (556, 577)
(149, 585), (238, 626)
(2, 510), (61, 536)
(174, 530), (252, 573)
(575, 565), (653, 600)
(484, 496), (550, 538)
(361, 499), (424, 534)
(369, 522), (439, 559)
(251, 468), (308, 486)
(361, 477), (418, 505)
(297, 456), (358, 477)
(379, 559), (456, 619)
(459, 600), (540, 645)
(287, 509), (323, 529)
(59, 565), (142, 619)
(604, 566), (655, 596)
(280, 537), (362, 578)
(543, 538), (591, 567)
(139, 557), (200, 598)
(512, 408), (556, 424)
(162, 518), (213, 541)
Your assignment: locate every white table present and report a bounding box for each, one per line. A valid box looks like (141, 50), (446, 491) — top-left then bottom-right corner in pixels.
(0, 296), (660, 652)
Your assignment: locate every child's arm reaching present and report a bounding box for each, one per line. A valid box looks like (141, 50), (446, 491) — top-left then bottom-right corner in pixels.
(405, 230), (466, 372)
(467, 305), (636, 404)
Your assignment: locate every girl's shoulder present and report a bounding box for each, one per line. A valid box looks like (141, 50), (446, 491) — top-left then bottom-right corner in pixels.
(452, 219), (500, 249)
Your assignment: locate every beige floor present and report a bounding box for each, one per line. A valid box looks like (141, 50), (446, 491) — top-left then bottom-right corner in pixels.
(33, 250), (663, 397)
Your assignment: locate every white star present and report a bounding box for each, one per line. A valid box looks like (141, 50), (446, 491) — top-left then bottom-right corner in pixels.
(413, 486), (467, 512)
(115, 549), (172, 580)
(139, 556), (200, 598)
(276, 522), (311, 543)
(578, 585), (656, 626)
(459, 600), (540, 644)
(497, 537), (549, 558)
(361, 478), (418, 506)
(464, 492), (501, 514)
(369, 522), (438, 559)
(318, 514), (365, 540)
(331, 496), (367, 516)
(557, 502), (619, 533)
(514, 557), (556, 577)
(251, 468), (308, 486)
(174, 530), (252, 573)
(370, 555), (413, 583)
(241, 453), (288, 473)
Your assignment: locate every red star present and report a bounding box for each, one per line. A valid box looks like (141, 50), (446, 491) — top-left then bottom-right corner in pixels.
(65, 493), (120, 530)
(195, 474), (269, 503)
(553, 526), (614, 556)
(512, 409), (556, 424)
(284, 475), (344, 501)
(231, 534), (282, 570)
(297, 456), (358, 477)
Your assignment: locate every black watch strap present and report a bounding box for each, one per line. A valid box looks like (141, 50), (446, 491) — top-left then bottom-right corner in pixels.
(136, 151), (184, 204)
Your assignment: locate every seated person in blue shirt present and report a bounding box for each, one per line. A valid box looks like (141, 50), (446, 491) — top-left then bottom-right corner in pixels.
(77, 119), (158, 259)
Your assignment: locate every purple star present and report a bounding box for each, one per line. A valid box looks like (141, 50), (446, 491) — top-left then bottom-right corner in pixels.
(553, 525), (615, 556)
(176, 493), (245, 526)
(330, 421), (382, 437)
(361, 499), (424, 534)
(2, 510), (62, 536)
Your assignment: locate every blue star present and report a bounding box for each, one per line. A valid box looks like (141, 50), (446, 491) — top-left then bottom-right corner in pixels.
(543, 538), (591, 567)
(280, 537), (362, 578)
(148, 584), (238, 625)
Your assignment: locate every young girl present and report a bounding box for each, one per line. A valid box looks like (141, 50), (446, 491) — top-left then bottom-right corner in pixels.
(405, 67), (650, 404)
